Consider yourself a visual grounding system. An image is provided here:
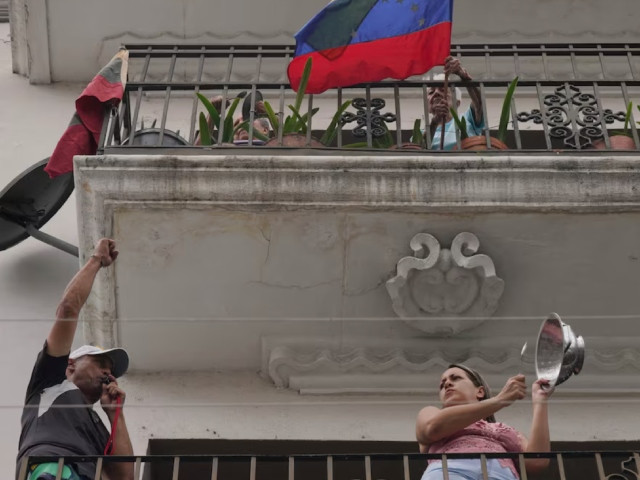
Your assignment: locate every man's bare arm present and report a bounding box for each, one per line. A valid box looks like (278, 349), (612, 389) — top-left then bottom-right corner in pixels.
(47, 239), (119, 357)
(444, 56), (483, 125)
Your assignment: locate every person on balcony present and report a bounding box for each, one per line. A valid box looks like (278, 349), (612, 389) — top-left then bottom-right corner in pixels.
(416, 364), (552, 480)
(195, 92), (272, 145)
(428, 56), (485, 150)
(16, 239), (134, 480)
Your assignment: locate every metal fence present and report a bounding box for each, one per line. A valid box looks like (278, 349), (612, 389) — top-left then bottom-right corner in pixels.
(18, 451), (640, 480)
(100, 44), (640, 153)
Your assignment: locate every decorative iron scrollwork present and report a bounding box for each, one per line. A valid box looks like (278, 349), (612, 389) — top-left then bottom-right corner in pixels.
(517, 84), (627, 149)
(340, 98), (396, 139)
(601, 456), (640, 480)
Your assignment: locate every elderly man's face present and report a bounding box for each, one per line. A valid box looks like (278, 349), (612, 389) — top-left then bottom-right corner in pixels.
(235, 119), (270, 141)
(427, 86), (452, 110)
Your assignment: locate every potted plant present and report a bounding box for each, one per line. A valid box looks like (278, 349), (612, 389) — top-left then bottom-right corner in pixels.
(259, 58), (321, 146)
(388, 119), (426, 150)
(449, 77), (519, 150)
(593, 101), (638, 150)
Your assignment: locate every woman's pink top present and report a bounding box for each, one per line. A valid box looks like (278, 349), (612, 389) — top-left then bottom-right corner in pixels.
(427, 420), (523, 478)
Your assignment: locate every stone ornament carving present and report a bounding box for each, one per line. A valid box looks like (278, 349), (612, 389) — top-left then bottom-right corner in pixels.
(386, 232), (504, 336)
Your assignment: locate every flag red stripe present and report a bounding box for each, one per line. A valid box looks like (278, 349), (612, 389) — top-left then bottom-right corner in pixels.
(288, 22), (451, 94)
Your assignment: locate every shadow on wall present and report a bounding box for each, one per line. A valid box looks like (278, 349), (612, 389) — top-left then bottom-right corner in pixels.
(1, 246), (79, 319)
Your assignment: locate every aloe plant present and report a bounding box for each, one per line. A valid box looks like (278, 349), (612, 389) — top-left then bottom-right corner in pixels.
(613, 101), (634, 137)
(496, 76), (519, 143)
(263, 58), (320, 139)
(196, 94), (243, 145)
(410, 119), (426, 147)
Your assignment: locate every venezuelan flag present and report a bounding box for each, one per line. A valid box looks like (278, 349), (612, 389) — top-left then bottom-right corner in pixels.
(287, 0), (453, 94)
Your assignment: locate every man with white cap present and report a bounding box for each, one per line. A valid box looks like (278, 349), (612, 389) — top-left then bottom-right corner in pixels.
(16, 239), (134, 480)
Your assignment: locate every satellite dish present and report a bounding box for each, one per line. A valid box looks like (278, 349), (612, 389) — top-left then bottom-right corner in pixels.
(0, 158), (77, 256)
(533, 313), (585, 390)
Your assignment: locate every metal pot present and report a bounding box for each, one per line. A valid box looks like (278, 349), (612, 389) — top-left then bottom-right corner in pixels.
(534, 313), (585, 389)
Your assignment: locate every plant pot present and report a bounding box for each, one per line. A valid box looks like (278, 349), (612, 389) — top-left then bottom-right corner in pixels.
(265, 133), (323, 147)
(388, 143), (424, 151)
(592, 135), (637, 150)
(456, 136), (509, 151)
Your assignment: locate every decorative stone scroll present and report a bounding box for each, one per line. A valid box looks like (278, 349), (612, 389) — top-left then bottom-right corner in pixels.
(386, 232), (504, 336)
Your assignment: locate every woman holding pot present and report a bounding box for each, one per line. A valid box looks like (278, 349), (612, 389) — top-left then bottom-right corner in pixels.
(416, 364), (552, 480)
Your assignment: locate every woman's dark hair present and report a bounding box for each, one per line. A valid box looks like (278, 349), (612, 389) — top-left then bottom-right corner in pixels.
(448, 363), (496, 423)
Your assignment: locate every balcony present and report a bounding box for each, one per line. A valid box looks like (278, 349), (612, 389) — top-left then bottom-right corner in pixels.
(17, 450), (640, 480)
(100, 43), (640, 152)
(72, 42), (640, 404)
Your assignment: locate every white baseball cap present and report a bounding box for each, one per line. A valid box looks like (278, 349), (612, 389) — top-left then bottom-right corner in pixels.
(69, 345), (130, 378)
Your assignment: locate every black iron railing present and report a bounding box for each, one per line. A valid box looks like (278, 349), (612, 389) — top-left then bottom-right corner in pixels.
(18, 451), (640, 480)
(99, 43), (640, 152)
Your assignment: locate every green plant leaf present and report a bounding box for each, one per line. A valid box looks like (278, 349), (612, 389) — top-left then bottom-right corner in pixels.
(198, 112), (212, 146)
(410, 118), (423, 146)
(320, 100), (352, 146)
(196, 93), (221, 132)
(222, 97), (242, 143)
(449, 108), (469, 140)
(294, 57), (313, 113)
(262, 101), (280, 136)
(497, 76), (519, 144)
(623, 101), (633, 136)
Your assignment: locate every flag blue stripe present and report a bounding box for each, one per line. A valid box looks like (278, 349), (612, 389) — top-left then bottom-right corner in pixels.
(295, 0), (452, 56)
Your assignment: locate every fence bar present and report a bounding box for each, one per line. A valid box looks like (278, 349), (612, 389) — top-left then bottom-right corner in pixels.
(626, 44), (638, 80)
(484, 44), (492, 78)
(134, 457), (142, 480)
(536, 82), (553, 149)
(327, 456), (334, 480)
(216, 47), (235, 145)
(510, 88), (522, 150)
(289, 456), (295, 480)
(337, 90), (344, 147)
(451, 83), (461, 149)
(557, 453), (568, 480)
(422, 85), (431, 149)
(597, 45), (607, 80)
(306, 94), (314, 146)
(189, 46), (207, 144)
(365, 87), (373, 148)
(55, 457), (64, 480)
(595, 453), (607, 480)
(480, 454), (489, 480)
(513, 44), (521, 79)
(569, 44), (579, 80)
(250, 456), (257, 480)
(18, 457), (29, 480)
(634, 453), (640, 478)
(365, 456), (372, 480)
(171, 457), (180, 480)
(158, 46), (178, 145)
(441, 455), (450, 480)
(518, 454), (528, 480)
(128, 46), (152, 145)
(93, 457), (103, 480)
(403, 455), (411, 480)
(563, 81), (581, 150)
(480, 82), (491, 148)
(247, 46), (263, 146)
(593, 82), (611, 149)
(620, 82), (640, 148)
(394, 85), (402, 147)
(211, 457), (219, 480)
(541, 45), (550, 81)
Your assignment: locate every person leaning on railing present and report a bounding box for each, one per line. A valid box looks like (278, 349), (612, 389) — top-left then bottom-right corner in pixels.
(16, 239), (134, 480)
(416, 364), (552, 480)
(428, 56), (485, 150)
